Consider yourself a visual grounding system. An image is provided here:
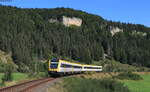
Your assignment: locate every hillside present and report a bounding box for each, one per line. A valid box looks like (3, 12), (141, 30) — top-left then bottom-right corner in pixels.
(0, 5), (150, 71)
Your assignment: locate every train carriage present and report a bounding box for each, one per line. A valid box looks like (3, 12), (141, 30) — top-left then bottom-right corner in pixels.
(82, 65), (102, 72)
(48, 58), (102, 75)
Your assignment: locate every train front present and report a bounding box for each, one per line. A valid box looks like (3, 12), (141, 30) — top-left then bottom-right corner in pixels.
(48, 58), (59, 75)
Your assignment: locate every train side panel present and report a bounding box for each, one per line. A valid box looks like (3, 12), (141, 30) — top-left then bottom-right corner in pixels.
(59, 60), (82, 73)
(82, 65), (102, 72)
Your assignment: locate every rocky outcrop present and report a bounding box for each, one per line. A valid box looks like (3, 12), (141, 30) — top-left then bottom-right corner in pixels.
(48, 19), (59, 23)
(62, 16), (82, 27)
(110, 27), (123, 36)
(132, 31), (147, 36)
(49, 16), (82, 27)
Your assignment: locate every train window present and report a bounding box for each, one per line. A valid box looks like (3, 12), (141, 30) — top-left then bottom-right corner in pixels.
(61, 64), (72, 68)
(51, 58), (59, 62)
(66, 64), (72, 68)
(84, 67), (101, 69)
(50, 63), (58, 69)
(72, 65), (82, 68)
(61, 64), (82, 68)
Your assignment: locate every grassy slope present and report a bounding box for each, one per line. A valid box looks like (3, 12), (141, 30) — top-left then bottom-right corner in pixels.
(0, 73), (28, 87)
(122, 74), (150, 92)
(0, 73), (28, 82)
(0, 72), (48, 87)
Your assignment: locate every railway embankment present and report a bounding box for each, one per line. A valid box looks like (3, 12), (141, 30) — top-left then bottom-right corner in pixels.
(0, 77), (60, 92)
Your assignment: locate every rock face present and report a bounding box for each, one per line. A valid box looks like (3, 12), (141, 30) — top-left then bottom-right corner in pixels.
(62, 16), (82, 27)
(49, 16), (82, 27)
(110, 27), (123, 36)
(48, 19), (59, 23)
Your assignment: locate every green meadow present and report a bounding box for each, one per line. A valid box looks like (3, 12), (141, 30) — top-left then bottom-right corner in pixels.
(0, 73), (28, 82)
(122, 74), (150, 92)
(0, 72), (47, 83)
(0, 73), (28, 87)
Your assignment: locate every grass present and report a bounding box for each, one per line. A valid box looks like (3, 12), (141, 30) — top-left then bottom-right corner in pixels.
(114, 72), (143, 80)
(122, 74), (150, 92)
(47, 72), (150, 92)
(62, 77), (130, 92)
(0, 73), (28, 82)
(0, 73), (28, 87)
(12, 73), (28, 81)
(0, 72), (48, 87)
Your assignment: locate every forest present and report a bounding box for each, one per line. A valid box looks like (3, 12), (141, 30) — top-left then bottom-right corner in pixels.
(0, 5), (150, 72)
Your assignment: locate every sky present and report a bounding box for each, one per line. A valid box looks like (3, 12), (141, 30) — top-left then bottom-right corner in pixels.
(0, 0), (150, 27)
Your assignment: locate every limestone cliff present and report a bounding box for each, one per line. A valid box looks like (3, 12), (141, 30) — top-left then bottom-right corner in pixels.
(110, 27), (123, 36)
(62, 16), (82, 27)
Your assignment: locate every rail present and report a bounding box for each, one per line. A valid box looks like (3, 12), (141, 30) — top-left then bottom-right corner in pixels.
(0, 78), (55, 92)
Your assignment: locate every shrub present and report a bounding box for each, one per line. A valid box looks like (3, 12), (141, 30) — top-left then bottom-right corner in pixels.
(2, 71), (13, 82)
(63, 77), (130, 92)
(0, 64), (14, 86)
(115, 72), (143, 80)
(0, 81), (5, 87)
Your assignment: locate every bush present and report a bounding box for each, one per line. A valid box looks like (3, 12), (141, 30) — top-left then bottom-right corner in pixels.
(115, 72), (143, 80)
(2, 71), (13, 82)
(0, 81), (5, 87)
(0, 63), (17, 73)
(1, 64), (14, 82)
(63, 77), (130, 92)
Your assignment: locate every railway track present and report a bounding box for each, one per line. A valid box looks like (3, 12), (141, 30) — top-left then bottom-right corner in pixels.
(0, 78), (56, 92)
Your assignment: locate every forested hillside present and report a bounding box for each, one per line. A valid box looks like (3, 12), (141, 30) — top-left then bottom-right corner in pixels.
(0, 5), (150, 71)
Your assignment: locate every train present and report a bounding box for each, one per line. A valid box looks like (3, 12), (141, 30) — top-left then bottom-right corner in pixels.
(48, 58), (102, 75)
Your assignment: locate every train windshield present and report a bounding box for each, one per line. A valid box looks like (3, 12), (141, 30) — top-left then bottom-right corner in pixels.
(50, 58), (59, 69)
(50, 63), (58, 69)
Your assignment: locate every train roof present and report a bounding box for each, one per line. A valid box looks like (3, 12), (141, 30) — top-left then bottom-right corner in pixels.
(58, 59), (102, 67)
